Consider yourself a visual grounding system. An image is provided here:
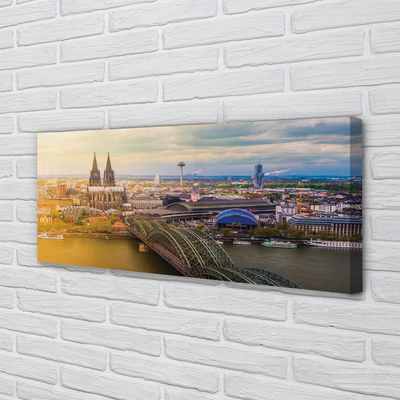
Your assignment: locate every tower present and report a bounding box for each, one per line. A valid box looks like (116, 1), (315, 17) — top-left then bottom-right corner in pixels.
(103, 153), (116, 187)
(254, 162), (264, 189)
(178, 156), (185, 186)
(89, 153), (102, 186)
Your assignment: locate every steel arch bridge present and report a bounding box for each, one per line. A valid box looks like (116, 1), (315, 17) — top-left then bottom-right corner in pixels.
(128, 219), (301, 289)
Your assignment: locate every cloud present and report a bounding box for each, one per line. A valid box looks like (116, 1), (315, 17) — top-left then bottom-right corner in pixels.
(265, 169), (290, 176)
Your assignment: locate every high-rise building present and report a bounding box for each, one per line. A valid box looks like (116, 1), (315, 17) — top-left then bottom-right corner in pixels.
(89, 153), (102, 186)
(155, 174), (161, 185)
(103, 153), (116, 187)
(254, 163), (264, 189)
(57, 184), (67, 198)
(227, 176), (232, 183)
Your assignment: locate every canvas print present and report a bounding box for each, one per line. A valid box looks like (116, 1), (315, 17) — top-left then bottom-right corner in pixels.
(37, 117), (362, 294)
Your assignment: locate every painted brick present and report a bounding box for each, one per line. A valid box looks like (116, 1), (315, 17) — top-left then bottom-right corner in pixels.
(0, 309), (57, 337)
(164, 285), (287, 320)
(164, 68), (284, 101)
(225, 30), (364, 68)
(0, 352), (57, 384)
(224, 372), (361, 400)
(18, 61), (105, 90)
(0, 203), (13, 222)
(224, 91), (363, 122)
(17, 291), (106, 322)
(363, 241), (400, 272)
(0, 0), (12, 8)
(0, 244), (13, 264)
(109, 47), (218, 80)
(109, 101), (219, 128)
(0, 116), (13, 134)
(293, 356), (400, 398)
(363, 180), (400, 209)
(370, 151), (400, 179)
(0, 331), (13, 351)
(0, 287), (13, 309)
(18, 110), (105, 133)
(163, 11), (285, 49)
(17, 381), (111, 400)
(369, 86), (400, 115)
(0, 90), (56, 115)
(17, 335), (107, 370)
(0, 0), (56, 28)
(363, 116), (400, 147)
(372, 337), (400, 368)
(110, 302), (220, 340)
(371, 24), (400, 54)
(224, 0), (316, 14)
(293, 299), (400, 335)
(224, 318), (365, 362)
(110, 0), (217, 31)
(61, 29), (158, 62)
(61, 366), (161, 400)
(0, 222), (37, 243)
(0, 72), (13, 93)
(61, 274), (160, 304)
(0, 376), (13, 396)
(0, 266), (56, 292)
(61, 319), (162, 356)
(165, 389), (215, 400)
(17, 14), (104, 46)
(61, 80), (158, 109)
(165, 336), (287, 378)
(0, 180), (36, 200)
(0, 135), (37, 156)
(371, 274), (400, 304)
(292, 0), (400, 33)
(371, 213), (400, 241)
(0, 159), (13, 178)
(110, 351), (219, 393)
(16, 157), (36, 179)
(0, 29), (13, 50)
(17, 244), (41, 267)
(61, 0), (156, 16)
(291, 56), (400, 91)
(0, 46), (56, 72)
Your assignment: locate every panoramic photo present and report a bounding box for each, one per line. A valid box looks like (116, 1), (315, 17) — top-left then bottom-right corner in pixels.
(37, 117), (362, 294)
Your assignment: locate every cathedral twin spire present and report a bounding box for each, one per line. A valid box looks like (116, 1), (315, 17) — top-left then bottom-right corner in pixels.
(89, 152), (115, 187)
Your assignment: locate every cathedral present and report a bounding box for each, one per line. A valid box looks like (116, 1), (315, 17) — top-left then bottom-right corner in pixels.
(87, 153), (127, 211)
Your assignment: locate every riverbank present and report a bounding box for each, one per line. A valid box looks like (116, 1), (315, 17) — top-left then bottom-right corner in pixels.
(39, 232), (135, 238)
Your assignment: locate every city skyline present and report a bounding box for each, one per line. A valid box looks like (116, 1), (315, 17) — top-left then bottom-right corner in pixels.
(38, 117), (361, 177)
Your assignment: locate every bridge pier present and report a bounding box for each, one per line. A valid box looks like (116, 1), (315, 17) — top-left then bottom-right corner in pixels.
(139, 242), (154, 253)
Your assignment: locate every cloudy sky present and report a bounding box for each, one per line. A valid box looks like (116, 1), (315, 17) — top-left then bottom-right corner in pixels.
(37, 117), (362, 177)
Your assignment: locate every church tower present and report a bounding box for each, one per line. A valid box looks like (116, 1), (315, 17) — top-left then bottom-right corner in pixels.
(103, 152), (116, 187)
(89, 153), (102, 186)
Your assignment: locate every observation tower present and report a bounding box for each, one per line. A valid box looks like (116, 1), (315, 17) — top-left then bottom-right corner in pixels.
(178, 157), (185, 186)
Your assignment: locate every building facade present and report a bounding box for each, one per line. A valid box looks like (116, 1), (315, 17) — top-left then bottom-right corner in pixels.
(288, 216), (362, 236)
(254, 163), (264, 189)
(86, 153), (127, 211)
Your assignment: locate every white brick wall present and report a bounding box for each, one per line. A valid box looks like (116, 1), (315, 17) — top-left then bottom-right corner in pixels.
(0, 0), (399, 398)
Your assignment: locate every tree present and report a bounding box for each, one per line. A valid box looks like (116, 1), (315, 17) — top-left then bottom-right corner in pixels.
(351, 233), (362, 242)
(195, 225), (203, 231)
(51, 209), (60, 218)
(117, 206), (122, 212)
(109, 215), (117, 225)
(276, 222), (290, 232)
(254, 227), (267, 237)
(52, 218), (67, 232)
(220, 228), (234, 236)
(89, 220), (112, 233)
(172, 222), (181, 227)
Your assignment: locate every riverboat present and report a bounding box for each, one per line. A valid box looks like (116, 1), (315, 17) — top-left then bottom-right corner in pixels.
(262, 239), (297, 249)
(304, 239), (362, 249)
(38, 233), (64, 239)
(233, 240), (251, 245)
(216, 240), (224, 244)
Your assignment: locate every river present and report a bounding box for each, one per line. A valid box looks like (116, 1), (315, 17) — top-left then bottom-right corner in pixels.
(38, 237), (362, 293)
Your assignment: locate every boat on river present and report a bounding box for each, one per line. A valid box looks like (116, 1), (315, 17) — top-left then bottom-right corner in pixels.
(262, 239), (297, 248)
(304, 239), (362, 249)
(233, 240), (251, 245)
(38, 233), (64, 239)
